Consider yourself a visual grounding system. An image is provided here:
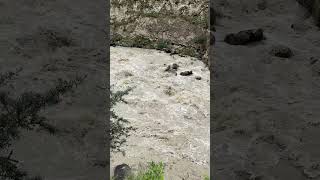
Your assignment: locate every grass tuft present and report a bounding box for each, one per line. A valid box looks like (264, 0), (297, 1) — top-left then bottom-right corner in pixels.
(155, 39), (171, 50)
(126, 161), (165, 180)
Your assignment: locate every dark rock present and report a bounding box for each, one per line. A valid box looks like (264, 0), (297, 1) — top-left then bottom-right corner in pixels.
(195, 76), (202, 80)
(164, 48), (172, 53)
(114, 164), (132, 180)
(164, 65), (171, 72)
(165, 63), (179, 73)
(270, 45), (293, 58)
(170, 50), (179, 55)
(172, 63), (179, 70)
(224, 28), (264, 45)
(180, 71), (193, 76)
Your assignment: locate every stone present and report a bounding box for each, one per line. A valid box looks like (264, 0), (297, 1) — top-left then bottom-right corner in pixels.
(270, 45), (293, 58)
(164, 63), (179, 75)
(164, 48), (172, 53)
(114, 164), (132, 180)
(164, 65), (171, 72)
(195, 76), (202, 80)
(224, 28), (265, 45)
(172, 63), (179, 70)
(180, 71), (193, 76)
(165, 63), (179, 74)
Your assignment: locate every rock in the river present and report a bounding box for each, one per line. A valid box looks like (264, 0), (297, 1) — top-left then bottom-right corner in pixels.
(180, 71), (193, 76)
(165, 65), (171, 72)
(195, 76), (202, 80)
(224, 28), (264, 45)
(114, 164), (132, 180)
(172, 63), (179, 70)
(165, 63), (179, 74)
(270, 45), (293, 58)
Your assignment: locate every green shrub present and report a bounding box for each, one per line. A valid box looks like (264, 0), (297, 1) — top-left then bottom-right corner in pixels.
(110, 86), (137, 152)
(0, 70), (86, 180)
(193, 34), (207, 46)
(111, 33), (124, 46)
(144, 11), (161, 18)
(132, 35), (153, 48)
(112, 35), (154, 49)
(126, 161), (165, 180)
(178, 47), (198, 57)
(156, 39), (171, 50)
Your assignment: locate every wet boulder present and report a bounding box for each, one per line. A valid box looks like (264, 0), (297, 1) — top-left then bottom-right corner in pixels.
(114, 164), (132, 180)
(180, 71), (193, 76)
(270, 45), (293, 58)
(224, 28), (264, 45)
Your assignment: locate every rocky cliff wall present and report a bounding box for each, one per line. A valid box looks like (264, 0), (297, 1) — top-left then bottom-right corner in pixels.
(110, 0), (209, 63)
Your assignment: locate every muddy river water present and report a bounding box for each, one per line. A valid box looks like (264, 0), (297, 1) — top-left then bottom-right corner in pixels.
(110, 46), (210, 179)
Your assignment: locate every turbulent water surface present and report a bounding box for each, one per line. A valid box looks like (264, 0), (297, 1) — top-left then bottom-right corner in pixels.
(111, 46), (210, 179)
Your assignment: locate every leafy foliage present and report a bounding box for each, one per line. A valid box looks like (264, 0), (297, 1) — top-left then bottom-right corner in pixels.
(110, 86), (136, 152)
(0, 69), (86, 180)
(126, 161), (165, 180)
(155, 39), (171, 51)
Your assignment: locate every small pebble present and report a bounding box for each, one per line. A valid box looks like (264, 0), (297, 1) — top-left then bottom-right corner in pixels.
(172, 63), (179, 70)
(195, 76), (202, 80)
(164, 65), (171, 71)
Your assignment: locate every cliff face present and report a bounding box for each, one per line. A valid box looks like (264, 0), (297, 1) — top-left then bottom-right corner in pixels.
(110, 0), (209, 63)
